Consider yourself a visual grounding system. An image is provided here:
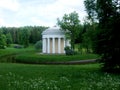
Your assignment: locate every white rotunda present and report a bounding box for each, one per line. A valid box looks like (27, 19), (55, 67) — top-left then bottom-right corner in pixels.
(42, 26), (70, 54)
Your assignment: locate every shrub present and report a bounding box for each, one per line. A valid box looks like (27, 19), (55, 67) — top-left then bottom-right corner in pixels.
(0, 45), (6, 49)
(14, 44), (23, 49)
(34, 40), (42, 51)
(64, 46), (76, 55)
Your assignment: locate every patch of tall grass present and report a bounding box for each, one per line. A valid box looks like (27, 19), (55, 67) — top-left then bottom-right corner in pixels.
(0, 63), (120, 90)
(15, 53), (99, 64)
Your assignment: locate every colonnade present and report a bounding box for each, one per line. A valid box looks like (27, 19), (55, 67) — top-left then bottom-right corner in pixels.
(42, 37), (65, 54)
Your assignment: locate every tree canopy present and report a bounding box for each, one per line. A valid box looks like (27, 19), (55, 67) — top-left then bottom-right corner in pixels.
(84, 0), (120, 72)
(0, 26), (48, 48)
(57, 11), (81, 50)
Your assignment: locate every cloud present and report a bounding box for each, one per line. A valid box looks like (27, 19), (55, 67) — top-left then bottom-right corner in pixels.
(0, 18), (5, 25)
(30, 17), (54, 26)
(0, 0), (87, 27)
(0, 0), (20, 12)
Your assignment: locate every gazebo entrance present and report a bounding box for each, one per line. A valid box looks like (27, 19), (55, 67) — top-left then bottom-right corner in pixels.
(43, 37), (65, 54)
(42, 26), (70, 54)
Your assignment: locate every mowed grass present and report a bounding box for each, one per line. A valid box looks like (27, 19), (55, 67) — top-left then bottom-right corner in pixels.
(0, 63), (120, 90)
(0, 46), (34, 57)
(0, 46), (99, 63)
(0, 46), (120, 90)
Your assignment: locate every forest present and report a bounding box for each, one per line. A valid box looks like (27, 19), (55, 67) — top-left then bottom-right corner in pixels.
(0, 26), (48, 48)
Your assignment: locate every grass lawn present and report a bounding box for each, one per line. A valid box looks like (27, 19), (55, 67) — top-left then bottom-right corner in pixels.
(1, 45), (118, 90)
(0, 63), (120, 90)
(0, 46), (99, 64)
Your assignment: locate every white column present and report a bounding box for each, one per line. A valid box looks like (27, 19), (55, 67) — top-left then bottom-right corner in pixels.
(47, 38), (50, 53)
(52, 37), (55, 53)
(42, 38), (46, 53)
(63, 38), (65, 53)
(44, 38), (47, 53)
(58, 37), (61, 53)
(42, 38), (44, 53)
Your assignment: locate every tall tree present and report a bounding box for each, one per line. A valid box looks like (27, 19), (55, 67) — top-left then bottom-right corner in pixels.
(21, 27), (30, 48)
(6, 33), (13, 46)
(82, 20), (98, 53)
(57, 11), (81, 50)
(84, 0), (120, 72)
(0, 31), (6, 49)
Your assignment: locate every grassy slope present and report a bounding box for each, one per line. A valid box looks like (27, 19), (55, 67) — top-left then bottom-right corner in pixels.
(0, 63), (120, 90)
(0, 46), (99, 63)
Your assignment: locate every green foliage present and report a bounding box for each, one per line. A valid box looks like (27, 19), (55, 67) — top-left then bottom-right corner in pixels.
(57, 11), (82, 50)
(82, 22), (98, 53)
(34, 40), (42, 51)
(0, 26), (48, 45)
(64, 46), (76, 55)
(21, 28), (30, 48)
(84, 0), (120, 72)
(0, 31), (6, 49)
(29, 26), (48, 43)
(6, 33), (13, 46)
(15, 53), (98, 64)
(0, 63), (120, 90)
(84, 0), (97, 22)
(14, 44), (23, 49)
(4, 73), (71, 90)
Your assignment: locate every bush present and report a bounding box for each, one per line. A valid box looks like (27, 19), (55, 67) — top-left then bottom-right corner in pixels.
(34, 40), (42, 51)
(0, 45), (6, 49)
(14, 45), (23, 49)
(64, 46), (76, 55)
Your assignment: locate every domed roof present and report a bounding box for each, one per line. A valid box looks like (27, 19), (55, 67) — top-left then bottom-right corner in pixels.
(42, 26), (65, 35)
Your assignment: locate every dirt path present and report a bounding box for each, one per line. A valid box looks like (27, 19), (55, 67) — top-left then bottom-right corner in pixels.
(39, 59), (97, 65)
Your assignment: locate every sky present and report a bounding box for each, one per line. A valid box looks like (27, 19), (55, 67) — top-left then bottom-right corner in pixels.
(0, 0), (87, 27)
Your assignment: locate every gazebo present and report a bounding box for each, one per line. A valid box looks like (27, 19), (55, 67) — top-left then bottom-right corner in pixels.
(42, 26), (70, 54)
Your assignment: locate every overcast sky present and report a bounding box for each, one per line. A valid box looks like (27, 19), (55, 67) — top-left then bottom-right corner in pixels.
(0, 0), (87, 27)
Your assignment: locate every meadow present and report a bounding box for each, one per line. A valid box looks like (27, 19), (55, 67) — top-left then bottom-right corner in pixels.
(0, 45), (120, 90)
(0, 63), (120, 90)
